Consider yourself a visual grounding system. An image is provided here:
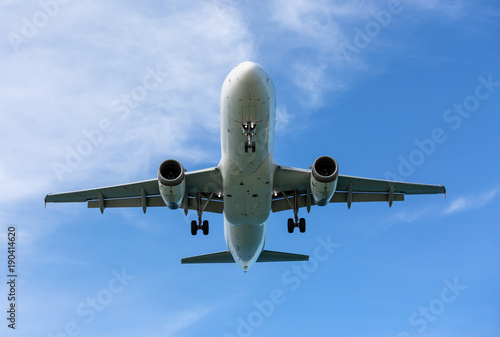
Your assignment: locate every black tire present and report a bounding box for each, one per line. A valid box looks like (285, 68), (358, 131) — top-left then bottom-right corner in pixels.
(251, 141), (256, 153)
(191, 220), (198, 235)
(202, 220), (209, 235)
(244, 141), (249, 153)
(287, 218), (294, 233)
(299, 218), (306, 233)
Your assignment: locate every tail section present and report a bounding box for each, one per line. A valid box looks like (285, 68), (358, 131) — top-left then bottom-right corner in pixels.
(181, 250), (309, 264)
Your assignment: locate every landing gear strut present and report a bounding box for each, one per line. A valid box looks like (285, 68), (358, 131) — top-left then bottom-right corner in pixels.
(282, 191), (306, 233)
(191, 193), (213, 235)
(242, 121), (256, 153)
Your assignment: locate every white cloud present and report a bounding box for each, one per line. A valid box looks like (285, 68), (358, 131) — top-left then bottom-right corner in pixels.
(292, 62), (327, 108)
(443, 189), (498, 215)
(275, 104), (292, 133)
(0, 1), (254, 204)
(1, 0), (475, 208)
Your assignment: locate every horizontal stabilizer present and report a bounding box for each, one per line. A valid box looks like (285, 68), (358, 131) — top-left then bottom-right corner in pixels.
(181, 251), (234, 264)
(257, 250), (309, 262)
(181, 250), (309, 264)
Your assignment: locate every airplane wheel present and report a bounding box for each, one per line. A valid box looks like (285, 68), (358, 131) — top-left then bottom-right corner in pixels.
(251, 141), (256, 153)
(191, 220), (198, 235)
(287, 218), (294, 233)
(244, 141), (249, 153)
(299, 218), (306, 233)
(202, 220), (209, 235)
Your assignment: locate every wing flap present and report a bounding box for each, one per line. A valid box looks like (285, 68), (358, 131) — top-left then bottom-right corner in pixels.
(87, 195), (224, 214)
(272, 192), (404, 212)
(88, 195), (165, 208)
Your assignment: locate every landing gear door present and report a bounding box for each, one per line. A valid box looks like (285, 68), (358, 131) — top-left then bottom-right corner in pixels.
(242, 106), (256, 124)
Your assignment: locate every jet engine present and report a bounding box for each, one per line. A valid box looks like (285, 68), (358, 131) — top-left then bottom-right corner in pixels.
(310, 156), (339, 206)
(158, 159), (186, 209)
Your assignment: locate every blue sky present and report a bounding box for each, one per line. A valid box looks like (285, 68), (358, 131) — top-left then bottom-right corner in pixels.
(1, 0), (499, 336)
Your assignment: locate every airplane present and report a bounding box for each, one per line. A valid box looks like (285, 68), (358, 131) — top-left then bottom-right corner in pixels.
(45, 61), (446, 272)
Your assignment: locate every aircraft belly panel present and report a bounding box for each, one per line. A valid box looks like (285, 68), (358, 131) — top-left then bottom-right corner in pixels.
(223, 171), (273, 225)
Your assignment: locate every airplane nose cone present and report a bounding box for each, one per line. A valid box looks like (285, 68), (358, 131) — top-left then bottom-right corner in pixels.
(235, 61), (263, 86)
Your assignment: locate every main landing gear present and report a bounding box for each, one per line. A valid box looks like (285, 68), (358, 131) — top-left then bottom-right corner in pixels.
(242, 121), (256, 153)
(191, 220), (209, 236)
(282, 191), (306, 233)
(287, 218), (306, 233)
(190, 193), (213, 236)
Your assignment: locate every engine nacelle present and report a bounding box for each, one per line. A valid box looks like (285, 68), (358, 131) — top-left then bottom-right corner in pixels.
(310, 156), (339, 206)
(158, 159), (186, 209)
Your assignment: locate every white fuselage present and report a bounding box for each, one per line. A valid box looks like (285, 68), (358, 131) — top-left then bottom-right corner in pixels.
(217, 62), (276, 271)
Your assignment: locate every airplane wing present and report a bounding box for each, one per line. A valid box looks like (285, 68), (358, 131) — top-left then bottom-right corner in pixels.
(272, 166), (446, 212)
(45, 167), (223, 214)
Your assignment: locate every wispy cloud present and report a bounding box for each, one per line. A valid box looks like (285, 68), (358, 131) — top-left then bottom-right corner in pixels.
(370, 188), (499, 232)
(275, 104), (292, 134)
(352, 206), (437, 239)
(161, 307), (212, 337)
(266, 0), (375, 107)
(443, 189), (498, 215)
(380, 207), (434, 232)
(135, 306), (213, 337)
(409, 0), (466, 19)
(388, 207), (434, 224)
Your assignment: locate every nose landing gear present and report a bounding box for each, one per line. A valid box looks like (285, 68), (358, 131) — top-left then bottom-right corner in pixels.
(244, 141), (256, 153)
(242, 121), (256, 153)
